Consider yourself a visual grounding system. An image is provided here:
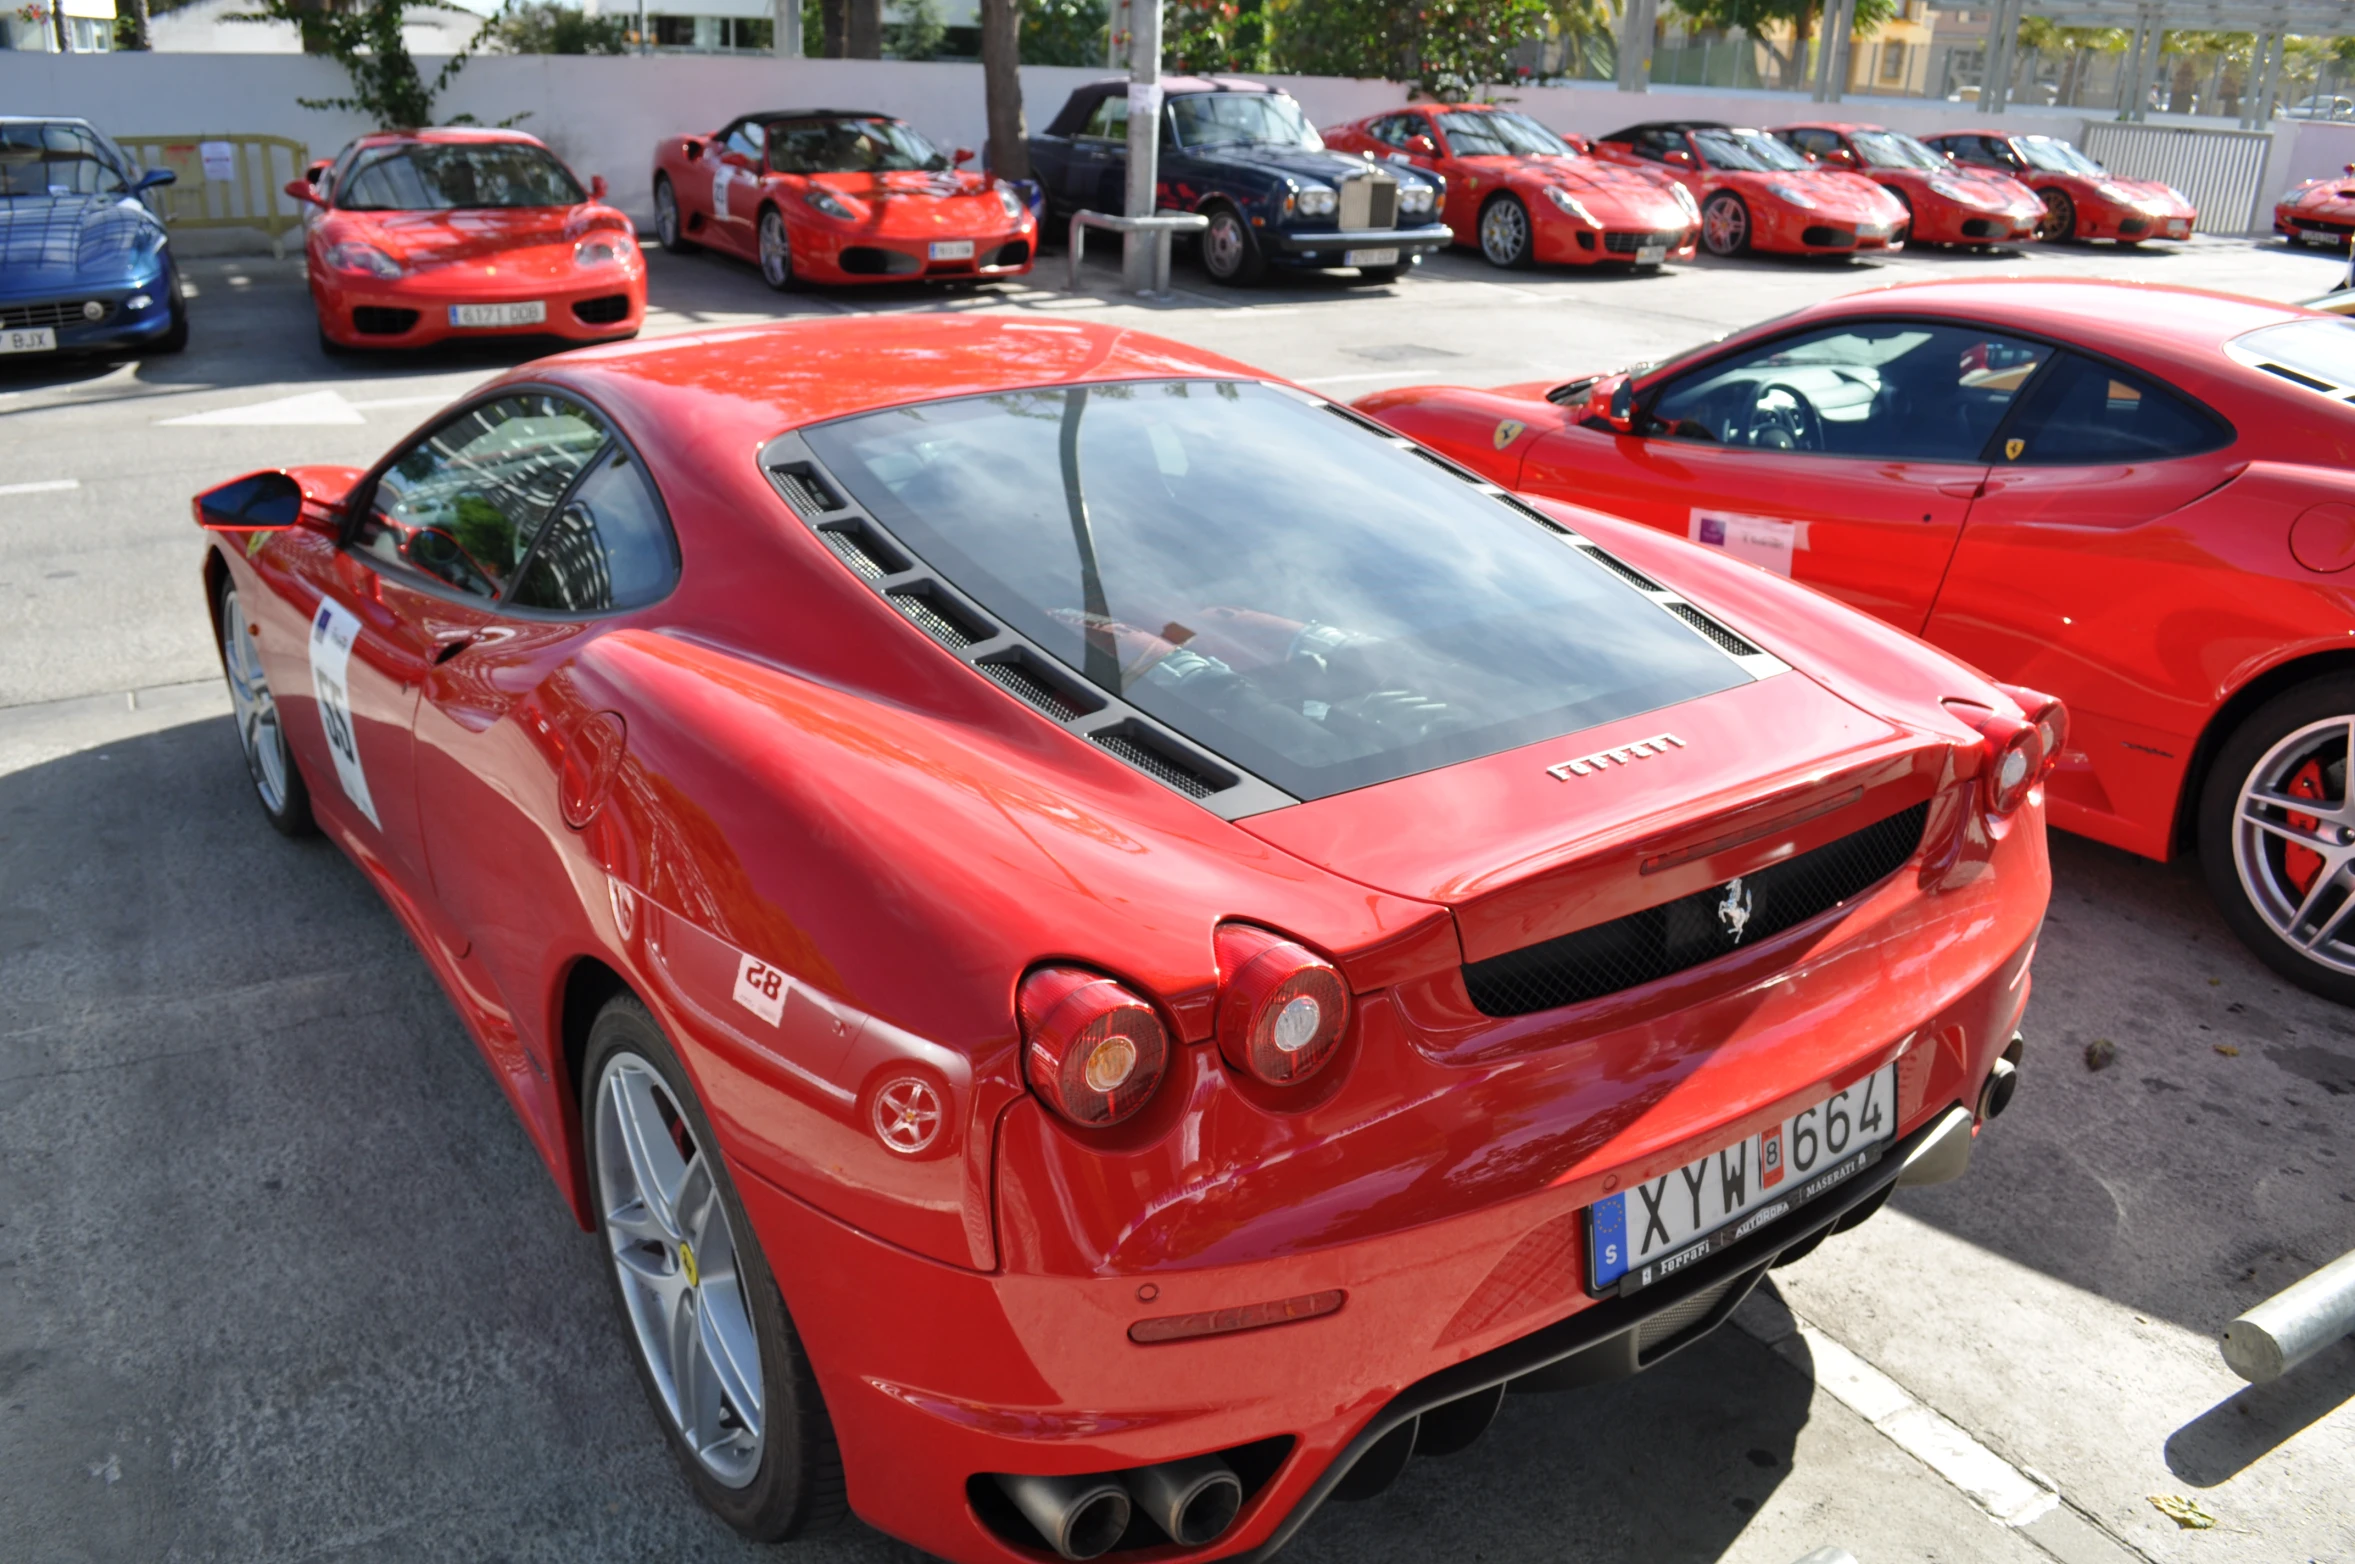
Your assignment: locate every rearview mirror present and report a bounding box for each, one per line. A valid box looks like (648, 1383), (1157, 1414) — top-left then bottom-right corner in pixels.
(1404, 134), (1438, 156)
(1663, 149), (1694, 168)
(591, 174), (609, 201)
(1585, 373), (1637, 434)
(193, 471), (306, 531)
(132, 167), (177, 193)
(283, 178), (325, 208)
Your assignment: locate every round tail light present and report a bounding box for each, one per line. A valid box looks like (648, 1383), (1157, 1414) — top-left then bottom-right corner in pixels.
(1985, 725), (2041, 816)
(1018, 967), (1168, 1127)
(1215, 924), (1350, 1086)
(1996, 683), (2068, 779)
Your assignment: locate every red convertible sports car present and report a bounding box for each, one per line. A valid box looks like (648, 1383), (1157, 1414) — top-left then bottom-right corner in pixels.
(1359, 278), (2355, 1004)
(650, 108), (1035, 289)
(1771, 121), (2045, 247)
(289, 128), (644, 351)
(1921, 130), (2195, 244)
(193, 317), (2049, 1561)
(2275, 162), (2355, 249)
(1322, 103), (1697, 270)
(1592, 121), (1908, 258)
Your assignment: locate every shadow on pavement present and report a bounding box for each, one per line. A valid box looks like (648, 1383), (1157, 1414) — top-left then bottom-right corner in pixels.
(2164, 1339), (2355, 1486)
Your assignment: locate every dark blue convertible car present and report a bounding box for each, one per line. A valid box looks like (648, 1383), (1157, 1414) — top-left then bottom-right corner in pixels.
(1, 117), (187, 359)
(1028, 77), (1450, 285)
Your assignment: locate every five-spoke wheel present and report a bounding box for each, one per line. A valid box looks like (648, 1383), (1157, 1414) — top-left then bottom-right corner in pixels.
(217, 582), (312, 835)
(758, 208), (795, 291)
(654, 174), (696, 255)
(1701, 191), (1750, 257)
(2202, 677), (2355, 1004)
(1479, 194), (1533, 268)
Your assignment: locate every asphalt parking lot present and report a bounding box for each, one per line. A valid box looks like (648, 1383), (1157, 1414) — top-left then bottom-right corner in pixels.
(2, 231), (2352, 1564)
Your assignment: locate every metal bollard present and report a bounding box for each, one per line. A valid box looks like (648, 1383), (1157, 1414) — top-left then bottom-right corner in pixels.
(2221, 1246), (2355, 1383)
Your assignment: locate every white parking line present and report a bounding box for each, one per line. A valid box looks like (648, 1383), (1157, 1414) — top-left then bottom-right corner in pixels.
(347, 393), (461, 410)
(0, 479), (79, 496)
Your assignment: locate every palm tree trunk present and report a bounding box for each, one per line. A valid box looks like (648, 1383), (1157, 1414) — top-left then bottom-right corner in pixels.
(848, 0), (881, 57)
(981, 0), (1029, 181)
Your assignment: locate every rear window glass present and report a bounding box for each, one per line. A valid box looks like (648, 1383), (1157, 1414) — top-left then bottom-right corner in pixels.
(2006, 351), (2230, 464)
(801, 381), (1748, 801)
(2229, 317), (2355, 392)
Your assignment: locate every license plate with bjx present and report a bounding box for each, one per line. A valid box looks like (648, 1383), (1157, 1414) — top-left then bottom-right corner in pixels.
(1587, 1063), (1899, 1297)
(2, 326), (57, 354)
(1344, 248), (1399, 268)
(449, 301), (546, 327)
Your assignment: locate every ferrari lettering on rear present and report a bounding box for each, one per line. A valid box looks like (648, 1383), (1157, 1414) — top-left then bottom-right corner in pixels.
(1546, 731), (1687, 780)
(306, 597), (378, 828)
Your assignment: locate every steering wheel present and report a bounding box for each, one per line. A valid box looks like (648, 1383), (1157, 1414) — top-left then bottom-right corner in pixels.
(1740, 381), (1826, 453)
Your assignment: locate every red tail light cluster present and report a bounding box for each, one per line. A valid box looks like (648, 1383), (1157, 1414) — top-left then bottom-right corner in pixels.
(1215, 924), (1349, 1086)
(1997, 683), (2068, 780)
(1947, 686), (2066, 818)
(1018, 967), (1168, 1127)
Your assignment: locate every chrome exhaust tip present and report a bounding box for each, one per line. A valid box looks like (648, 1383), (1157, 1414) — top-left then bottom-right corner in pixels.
(993, 1472), (1133, 1561)
(1979, 1055), (2019, 1120)
(1123, 1455), (1243, 1546)
(1895, 1104), (1975, 1187)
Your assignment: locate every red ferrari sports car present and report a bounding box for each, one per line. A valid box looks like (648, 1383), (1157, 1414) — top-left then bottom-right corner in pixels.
(192, 316), (2050, 1562)
(1592, 121), (1908, 258)
(1921, 130), (2195, 244)
(288, 128), (644, 351)
(1771, 122), (2045, 247)
(1359, 278), (2355, 1004)
(1322, 103), (1697, 270)
(2275, 162), (2355, 249)
(650, 108), (1035, 289)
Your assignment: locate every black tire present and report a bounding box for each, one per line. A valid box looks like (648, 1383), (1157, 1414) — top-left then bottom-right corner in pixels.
(757, 206), (797, 292)
(213, 575), (314, 838)
(2197, 675), (2355, 1006)
(653, 174), (698, 255)
(1199, 204), (1266, 286)
(1477, 192), (1534, 268)
(2036, 188), (2076, 243)
(156, 292), (189, 354)
(1701, 190), (1751, 257)
(581, 995), (847, 1540)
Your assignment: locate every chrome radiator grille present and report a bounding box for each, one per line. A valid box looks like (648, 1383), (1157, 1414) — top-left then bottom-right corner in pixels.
(1338, 174), (1399, 230)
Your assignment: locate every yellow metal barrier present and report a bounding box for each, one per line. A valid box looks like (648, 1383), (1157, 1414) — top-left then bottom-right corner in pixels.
(115, 134), (312, 259)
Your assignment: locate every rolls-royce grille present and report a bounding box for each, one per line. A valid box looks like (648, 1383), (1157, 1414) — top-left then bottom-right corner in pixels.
(1602, 231), (1680, 253)
(1460, 801), (1931, 1016)
(1, 299), (105, 329)
(1338, 175), (1399, 230)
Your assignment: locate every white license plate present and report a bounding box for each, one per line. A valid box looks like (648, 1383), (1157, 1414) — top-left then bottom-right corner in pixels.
(929, 239), (975, 261)
(2301, 230), (2342, 246)
(1635, 244), (1667, 265)
(448, 301), (546, 328)
(1345, 247), (1399, 267)
(1588, 1062), (1900, 1296)
(2166, 220), (2190, 237)
(1, 326), (57, 354)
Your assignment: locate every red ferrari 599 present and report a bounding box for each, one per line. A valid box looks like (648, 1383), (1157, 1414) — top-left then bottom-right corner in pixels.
(191, 318), (2051, 1562)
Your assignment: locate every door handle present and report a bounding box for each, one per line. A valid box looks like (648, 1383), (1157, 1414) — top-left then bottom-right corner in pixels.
(432, 631), (480, 665)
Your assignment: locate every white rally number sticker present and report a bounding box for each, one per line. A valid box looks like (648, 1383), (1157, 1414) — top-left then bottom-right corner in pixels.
(733, 952), (786, 1025)
(306, 596), (380, 827)
(712, 169), (732, 221)
(1689, 508), (1804, 577)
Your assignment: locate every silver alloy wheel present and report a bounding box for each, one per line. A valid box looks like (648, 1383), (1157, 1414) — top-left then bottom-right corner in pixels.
(656, 179), (680, 249)
(1204, 211), (1246, 278)
(759, 210), (792, 289)
(1703, 193), (1747, 255)
(218, 586), (289, 813)
(594, 1053), (766, 1488)
(2231, 715), (2355, 977)
(1479, 198), (1528, 265)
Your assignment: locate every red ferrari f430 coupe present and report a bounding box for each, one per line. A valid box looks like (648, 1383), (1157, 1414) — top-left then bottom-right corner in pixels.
(1922, 130), (2196, 244)
(1592, 121), (1909, 258)
(193, 317), (2051, 1562)
(2276, 162), (2355, 250)
(650, 108), (1036, 289)
(1771, 122), (2045, 247)
(1361, 279), (2355, 1004)
(290, 128), (644, 351)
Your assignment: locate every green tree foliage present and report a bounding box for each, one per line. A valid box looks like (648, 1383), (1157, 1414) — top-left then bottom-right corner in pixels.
(1277, 0), (1553, 96)
(1163, 0), (1274, 72)
(885, 0), (946, 58)
(1020, 0), (1105, 65)
(492, 0), (629, 53)
(1545, 0), (1618, 80)
(233, 0), (493, 124)
(1666, 0), (1896, 90)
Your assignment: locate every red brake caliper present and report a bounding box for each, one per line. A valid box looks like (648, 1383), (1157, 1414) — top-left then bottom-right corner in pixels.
(2285, 758), (2327, 896)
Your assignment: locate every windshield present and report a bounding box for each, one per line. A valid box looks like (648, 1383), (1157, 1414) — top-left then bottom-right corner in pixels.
(767, 116), (947, 174)
(2016, 136), (2104, 176)
(0, 122), (126, 198)
(1850, 129), (1947, 171)
(1169, 93), (1323, 152)
(1439, 110), (1576, 158)
(339, 142), (583, 210)
(802, 382), (1747, 801)
(1692, 128), (1811, 173)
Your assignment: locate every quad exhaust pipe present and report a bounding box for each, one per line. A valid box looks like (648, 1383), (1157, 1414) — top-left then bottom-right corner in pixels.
(993, 1454), (1242, 1560)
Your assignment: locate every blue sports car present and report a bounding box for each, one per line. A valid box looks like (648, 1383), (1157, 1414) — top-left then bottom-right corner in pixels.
(1, 117), (187, 359)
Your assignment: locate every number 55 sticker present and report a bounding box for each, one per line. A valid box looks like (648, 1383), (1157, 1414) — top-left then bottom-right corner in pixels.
(733, 952), (786, 1025)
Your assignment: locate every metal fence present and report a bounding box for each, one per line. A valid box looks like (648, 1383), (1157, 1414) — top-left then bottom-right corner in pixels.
(2081, 121), (2274, 234)
(115, 134), (311, 258)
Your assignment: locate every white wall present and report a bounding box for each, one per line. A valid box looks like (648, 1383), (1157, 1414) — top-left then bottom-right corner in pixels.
(0, 48), (2234, 231)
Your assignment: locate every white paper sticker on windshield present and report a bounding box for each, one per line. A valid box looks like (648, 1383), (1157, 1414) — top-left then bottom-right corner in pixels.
(1690, 509), (1803, 577)
(307, 596), (380, 828)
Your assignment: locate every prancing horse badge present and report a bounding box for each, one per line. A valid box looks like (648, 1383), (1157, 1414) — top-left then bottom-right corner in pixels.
(2004, 437), (2024, 460)
(1717, 876), (1755, 944)
(1494, 419), (1526, 450)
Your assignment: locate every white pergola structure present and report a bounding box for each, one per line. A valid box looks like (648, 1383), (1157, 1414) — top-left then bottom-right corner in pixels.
(1614, 0), (2355, 124)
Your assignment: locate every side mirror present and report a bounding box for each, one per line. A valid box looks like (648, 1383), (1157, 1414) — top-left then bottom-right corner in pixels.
(1585, 373), (1637, 434)
(1663, 149), (1695, 168)
(192, 471), (307, 531)
(284, 178), (326, 208)
(684, 139), (705, 161)
(590, 174), (609, 201)
(132, 167), (177, 193)
(1404, 134), (1438, 156)
(1827, 147), (1857, 167)
(2342, 162), (2353, 174)
(953, 147), (976, 166)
